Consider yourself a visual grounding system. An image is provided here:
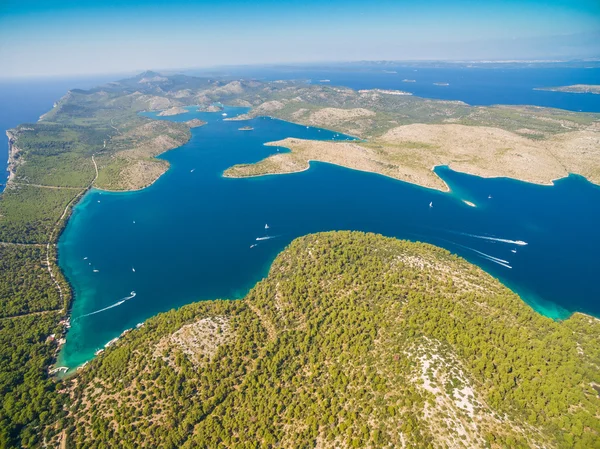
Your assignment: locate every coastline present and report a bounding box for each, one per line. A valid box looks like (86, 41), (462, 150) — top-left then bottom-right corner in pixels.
(5, 130), (18, 185)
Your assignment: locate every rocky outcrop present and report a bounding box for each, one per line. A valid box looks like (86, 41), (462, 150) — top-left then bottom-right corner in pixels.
(5, 130), (20, 184)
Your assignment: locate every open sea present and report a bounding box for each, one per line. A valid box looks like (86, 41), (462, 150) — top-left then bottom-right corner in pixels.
(0, 66), (598, 370)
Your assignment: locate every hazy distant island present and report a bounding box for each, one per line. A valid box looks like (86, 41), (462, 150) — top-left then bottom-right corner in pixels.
(535, 84), (600, 95)
(238, 126), (254, 131)
(433, 82), (450, 86)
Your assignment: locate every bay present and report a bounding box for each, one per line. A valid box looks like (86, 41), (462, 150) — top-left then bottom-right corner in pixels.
(57, 106), (600, 369)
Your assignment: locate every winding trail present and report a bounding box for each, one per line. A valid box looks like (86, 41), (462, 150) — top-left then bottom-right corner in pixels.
(0, 308), (61, 321)
(11, 182), (81, 190)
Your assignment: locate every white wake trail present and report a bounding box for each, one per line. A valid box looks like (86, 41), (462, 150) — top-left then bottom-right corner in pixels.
(256, 235), (279, 241)
(479, 255), (512, 269)
(81, 291), (136, 318)
(457, 232), (528, 246)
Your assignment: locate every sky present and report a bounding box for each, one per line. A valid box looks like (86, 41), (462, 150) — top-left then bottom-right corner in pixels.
(0, 0), (599, 78)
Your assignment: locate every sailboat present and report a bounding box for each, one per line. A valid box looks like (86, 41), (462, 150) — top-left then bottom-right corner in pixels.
(265, 224), (269, 229)
(429, 202), (433, 208)
(132, 267), (136, 272)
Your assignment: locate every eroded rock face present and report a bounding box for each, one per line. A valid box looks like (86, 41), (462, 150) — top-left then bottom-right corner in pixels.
(154, 316), (232, 367)
(157, 106), (187, 117)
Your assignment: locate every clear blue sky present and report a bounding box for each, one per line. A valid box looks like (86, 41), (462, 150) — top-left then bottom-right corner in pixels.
(0, 0), (599, 78)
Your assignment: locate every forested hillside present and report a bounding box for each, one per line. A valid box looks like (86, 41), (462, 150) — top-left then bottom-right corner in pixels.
(55, 232), (600, 449)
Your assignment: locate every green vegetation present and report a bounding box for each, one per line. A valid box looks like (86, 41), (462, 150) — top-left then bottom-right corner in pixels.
(59, 232), (600, 448)
(0, 245), (60, 317)
(0, 72), (195, 448)
(1, 72), (600, 448)
(0, 313), (65, 448)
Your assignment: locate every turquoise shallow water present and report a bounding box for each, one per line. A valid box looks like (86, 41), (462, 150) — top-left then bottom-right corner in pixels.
(57, 106), (600, 369)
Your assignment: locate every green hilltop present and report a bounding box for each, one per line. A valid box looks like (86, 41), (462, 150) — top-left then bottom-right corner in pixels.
(56, 232), (600, 448)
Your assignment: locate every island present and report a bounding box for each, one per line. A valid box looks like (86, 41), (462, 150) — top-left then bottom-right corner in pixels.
(157, 106), (187, 116)
(433, 82), (450, 86)
(2, 71), (600, 448)
(186, 118), (207, 128)
(402, 79), (416, 82)
(198, 104), (223, 112)
(238, 126), (254, 131)
(534, 84), (600, 95)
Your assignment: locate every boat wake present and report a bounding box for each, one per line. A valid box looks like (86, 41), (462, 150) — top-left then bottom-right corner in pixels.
(256, 235), (279, 241)
(453, 231), (527, 246)
(449, 241), (512, 269)
(80, 291), (136, 318)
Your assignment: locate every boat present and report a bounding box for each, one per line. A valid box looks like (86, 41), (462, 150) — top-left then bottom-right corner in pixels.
(488, 195), (492, 199)
(104, 337), (119, 348)
(222, 113), (227, 117)
(250, 244), (257, 248)
(94, 349), (104, 356)
(265, 223), (269, 229)
(83, 257), (88, 260)
(511, 249), (517, 253)
(132, 267), (135, 272)
(256, 236), (271, 241)
(429, 202), (433, 208)
(190, 169), (195, 172)
(93, 269), (99, 272)
(133, 220), (135, 224)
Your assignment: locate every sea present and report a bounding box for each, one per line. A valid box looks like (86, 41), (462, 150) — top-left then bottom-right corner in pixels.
(0, 66), (598, 369)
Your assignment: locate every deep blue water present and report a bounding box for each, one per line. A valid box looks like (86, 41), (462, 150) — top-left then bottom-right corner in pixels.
(196, 65), (600, 112)
(57, 106), (600, 369)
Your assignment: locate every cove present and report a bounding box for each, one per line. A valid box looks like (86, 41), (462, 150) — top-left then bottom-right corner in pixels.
(57, 106), (600, 369)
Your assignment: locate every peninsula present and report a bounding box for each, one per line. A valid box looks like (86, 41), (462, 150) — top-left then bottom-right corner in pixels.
(50, 232), (600, 448)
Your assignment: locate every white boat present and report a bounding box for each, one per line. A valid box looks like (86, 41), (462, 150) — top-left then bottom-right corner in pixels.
(104, 337), (119, 348)
(511, 249), (517, 253)
(265, 223), (269, 229)
(222, 113), (227, 117)
(250, 244), (257, 248)
(132, 267), (135, 272)
(93, 269), (99, 272)
(94, 349), (104, 356)
(83, 257), (88, 260)
(190, 169), (195, 172)
(429, 202), (433, 208)
(488, 195), (492, 199)
(133, 221), (135, 224)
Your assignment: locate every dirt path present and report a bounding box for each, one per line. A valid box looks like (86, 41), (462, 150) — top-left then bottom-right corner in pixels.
(0, 308), (61, 321)
(11, 182), (81, 190)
